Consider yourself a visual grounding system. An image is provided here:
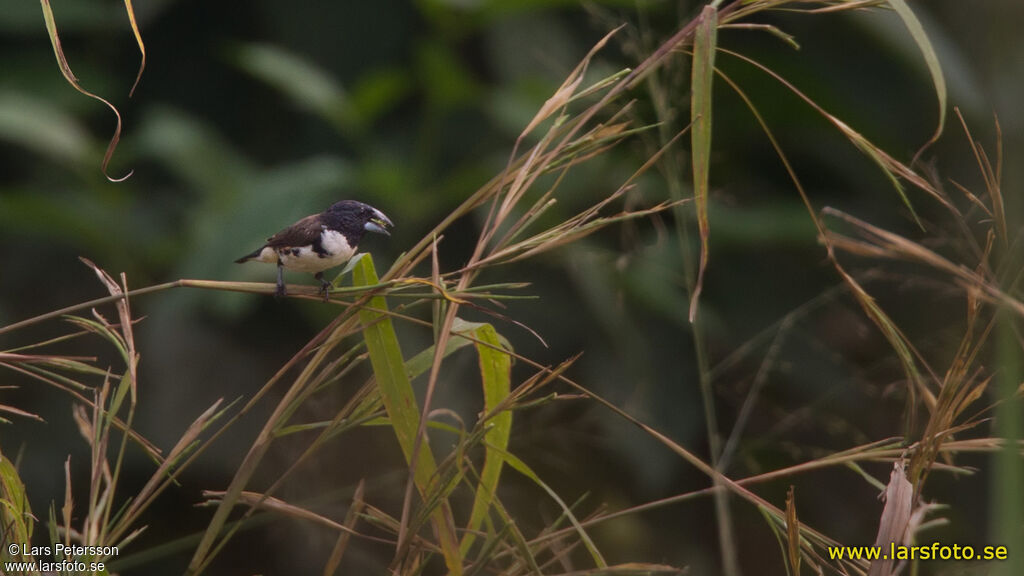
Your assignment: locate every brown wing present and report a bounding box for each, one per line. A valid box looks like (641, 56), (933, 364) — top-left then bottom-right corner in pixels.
(265, 214), (323, 248)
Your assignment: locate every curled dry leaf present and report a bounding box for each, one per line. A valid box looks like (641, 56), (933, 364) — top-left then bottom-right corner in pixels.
(868, 461), (913, 576)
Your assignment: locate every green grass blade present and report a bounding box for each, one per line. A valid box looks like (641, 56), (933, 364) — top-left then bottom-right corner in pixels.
(888, 0), (946, 147)
(107, 372), (133, 424)
(0, 450), (34, 557)
(352, 255), (463, 574)
(689, 5), (717, 323)
(993, 308), (1024, 576)
(63, 316), (129, 365)
(756, 505), (791, 576)
(354, 255), (438, 473)
(460, 323), (512, 555)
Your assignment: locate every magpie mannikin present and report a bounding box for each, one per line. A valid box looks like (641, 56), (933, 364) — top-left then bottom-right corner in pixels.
(235, 200), (393, 300)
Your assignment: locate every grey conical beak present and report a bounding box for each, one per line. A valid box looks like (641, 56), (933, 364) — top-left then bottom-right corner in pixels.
(364, 207), (393, 236)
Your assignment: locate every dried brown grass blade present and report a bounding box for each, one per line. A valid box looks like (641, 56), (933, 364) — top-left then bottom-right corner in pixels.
(523, 25), (620, 138)
(62, 457), (74, 548)
(113, 399), (225, 543)
(123, 0), (146, 97)
(955, 108), (1006, 247)
(0, 402), (45, 423)
(39, 0), (132, 181)
(823, 208), (1024, 319)
(492, 26), (623, 236)
(785, 486), (801, 576)
(867, 461), (912, 576)
(80, 258), (139, 401)
(719, 47), (958, 226)
(716, 55), (935, 428)
(209, 490), (364, 536)
(323, 480), (366, 576)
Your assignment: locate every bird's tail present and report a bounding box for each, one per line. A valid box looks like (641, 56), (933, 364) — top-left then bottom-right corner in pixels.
(234, 247), (264, 264)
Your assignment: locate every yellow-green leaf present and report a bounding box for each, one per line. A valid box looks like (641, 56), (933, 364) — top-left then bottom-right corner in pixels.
(353, 255), (463, 574)
(689, 5), (717, 322)
(0, 450), (34, 556)
(460, 323), (512, 555)
(888, 0), (946, 147)
(355, 257), (436, 473)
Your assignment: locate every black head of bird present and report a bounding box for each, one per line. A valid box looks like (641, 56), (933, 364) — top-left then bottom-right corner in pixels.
(235, 200), (393, 299)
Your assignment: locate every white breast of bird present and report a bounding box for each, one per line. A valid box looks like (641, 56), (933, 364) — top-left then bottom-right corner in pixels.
(257, 229), (356, 273)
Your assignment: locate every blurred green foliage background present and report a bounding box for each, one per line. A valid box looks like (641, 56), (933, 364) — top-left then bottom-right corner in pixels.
(2, 1), (1022, 574)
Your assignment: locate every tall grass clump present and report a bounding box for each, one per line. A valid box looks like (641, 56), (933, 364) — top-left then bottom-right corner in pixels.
(2, 1), (1022, 575)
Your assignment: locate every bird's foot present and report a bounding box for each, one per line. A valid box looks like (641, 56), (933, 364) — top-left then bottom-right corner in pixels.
(316, 273), (331, 302)
(275, 263), (287, 300)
